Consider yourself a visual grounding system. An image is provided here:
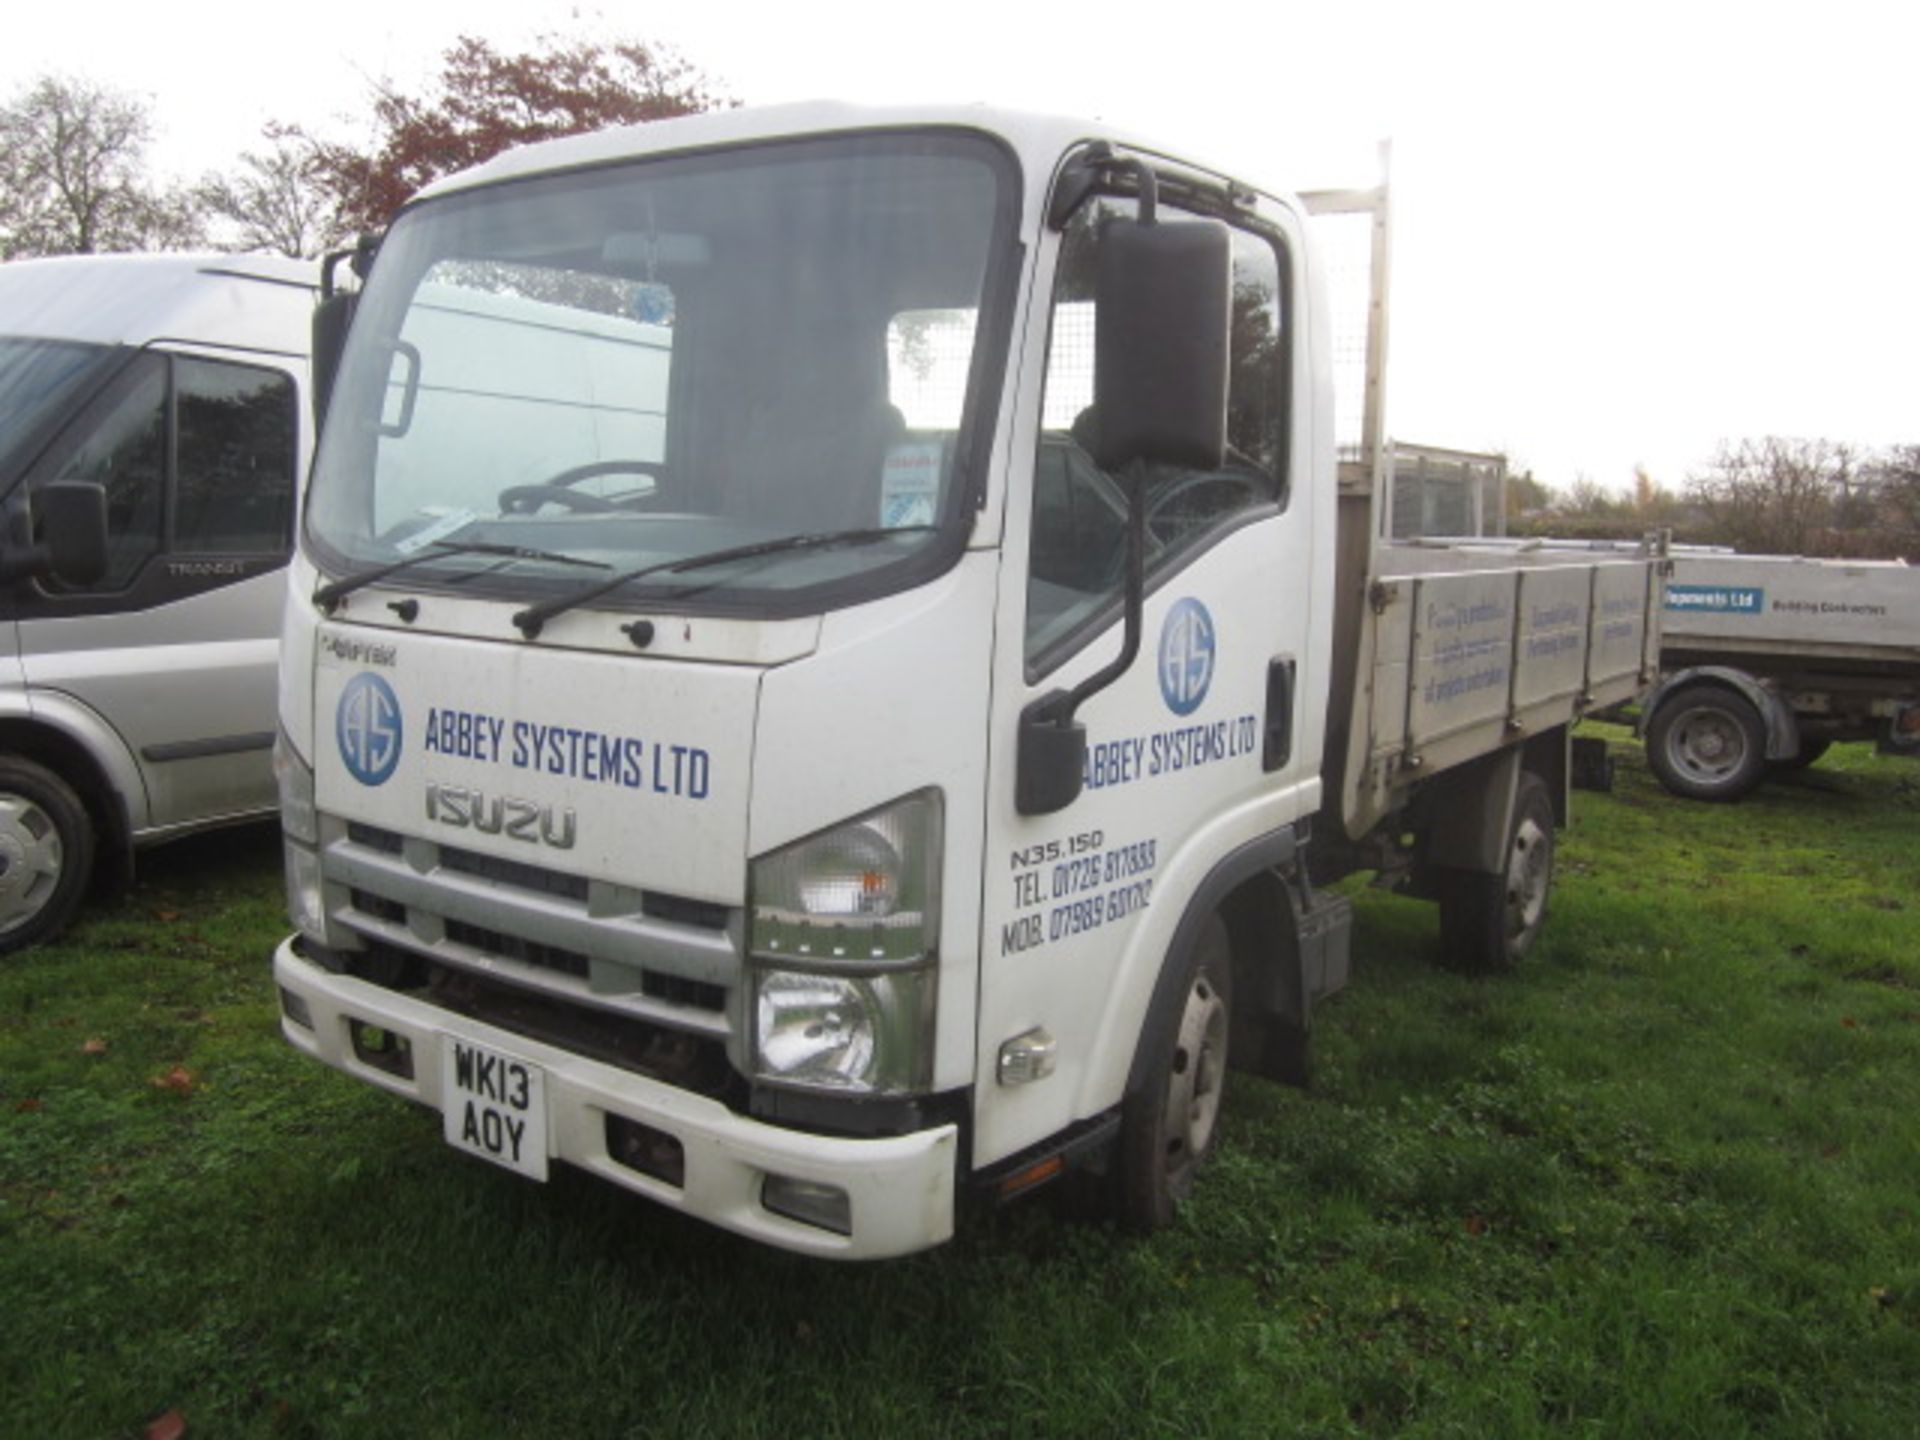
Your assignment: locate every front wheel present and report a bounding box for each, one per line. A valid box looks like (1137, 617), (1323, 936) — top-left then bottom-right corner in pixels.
(1437, 771), (1555, 975)
(1117, 914), (1233, 1231)
(0, 756), (95, 956)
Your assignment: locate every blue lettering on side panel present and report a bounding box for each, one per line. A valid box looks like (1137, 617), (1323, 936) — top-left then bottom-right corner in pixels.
(1666, 584), (1765, 614)
(1158, 598), (1216, 716)
(337, 673), (403, 786)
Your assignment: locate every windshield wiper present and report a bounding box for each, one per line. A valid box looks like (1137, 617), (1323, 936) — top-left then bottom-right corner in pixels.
(511, 526), (934, 639)
(313, 540), (609, 613)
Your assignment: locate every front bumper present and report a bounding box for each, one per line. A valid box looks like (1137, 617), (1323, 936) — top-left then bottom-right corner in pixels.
(273, 937), (958, 1259)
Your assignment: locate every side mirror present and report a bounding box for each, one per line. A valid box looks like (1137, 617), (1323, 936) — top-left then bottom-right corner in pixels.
(33, 481), (109, 587)
(1090, 216), (1232, 472)
(310, 289), (357, 429)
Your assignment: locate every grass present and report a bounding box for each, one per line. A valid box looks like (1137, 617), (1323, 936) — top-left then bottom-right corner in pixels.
(3, 726), (1918, 1437)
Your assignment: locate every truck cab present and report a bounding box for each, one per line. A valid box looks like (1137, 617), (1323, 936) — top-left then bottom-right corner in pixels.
(0, 254), (315, 950)
(272, 104), (1654, 1256)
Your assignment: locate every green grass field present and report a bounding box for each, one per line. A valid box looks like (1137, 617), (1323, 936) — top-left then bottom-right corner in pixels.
(4, 726), (1917, 1438)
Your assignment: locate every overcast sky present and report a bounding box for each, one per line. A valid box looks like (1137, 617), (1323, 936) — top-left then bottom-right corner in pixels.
(8, 0), (1917, 490)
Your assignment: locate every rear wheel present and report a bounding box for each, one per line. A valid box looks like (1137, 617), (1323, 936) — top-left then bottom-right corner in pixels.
(1118, 914), (1233, 1231)
(1646, 683), (1767, 800)
(1437, 772), (1555, 975)
(0, 756), (95, 956)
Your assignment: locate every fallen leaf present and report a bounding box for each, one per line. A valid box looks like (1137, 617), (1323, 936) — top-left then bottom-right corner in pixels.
(145, 1409), (186, 1440)
(151, 1067), (196, 1094)
(82, 1037), (108, 1056)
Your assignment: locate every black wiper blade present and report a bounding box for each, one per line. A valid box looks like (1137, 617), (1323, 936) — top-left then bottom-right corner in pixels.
(511, 526), (933, 640)
(313, 540), (609, 613)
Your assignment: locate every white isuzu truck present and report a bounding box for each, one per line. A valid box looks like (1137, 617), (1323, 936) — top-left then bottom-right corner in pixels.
(0, 254), (315, 952)
(272, 104), (1660, 1257)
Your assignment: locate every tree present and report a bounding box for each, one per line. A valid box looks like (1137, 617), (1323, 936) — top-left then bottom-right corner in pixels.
(197, 129), (343, 259)
(0, 75), (201, 258)
(1686, 437), (1855, 554)
(292, 35), (728, 235)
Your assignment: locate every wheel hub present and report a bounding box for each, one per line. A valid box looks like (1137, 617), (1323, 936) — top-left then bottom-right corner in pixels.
(1162, 973), (1229, 1169)
(0, 793), (64, 932)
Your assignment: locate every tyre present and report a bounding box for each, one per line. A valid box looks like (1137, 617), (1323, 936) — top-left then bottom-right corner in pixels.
(1437, 772), (1555, 975)
(0, 756), (95, 955)
(1117, 914), (1233, 1231)
(1646, 684), (1768, 800)
(1772, 738), (1831, 772)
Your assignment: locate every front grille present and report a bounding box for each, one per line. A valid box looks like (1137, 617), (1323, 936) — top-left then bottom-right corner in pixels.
(444, 919), (591, 979)
(322, 818), (741, 1043)
(442, 844), (589, 902)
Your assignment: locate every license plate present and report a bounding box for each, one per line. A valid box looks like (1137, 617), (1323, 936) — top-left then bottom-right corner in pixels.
(442, 1038), (549, 1181)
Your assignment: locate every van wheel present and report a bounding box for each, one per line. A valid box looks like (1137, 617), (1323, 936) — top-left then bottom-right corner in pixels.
(1118, 914), (1233, 1231)
(1437, 772), (1555, 975)
(0, 757), (95, 955)
(1646, 684), (1767, 800)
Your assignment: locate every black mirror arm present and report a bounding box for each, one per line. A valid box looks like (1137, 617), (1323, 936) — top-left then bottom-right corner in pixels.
(1060, 463), (1147, 724)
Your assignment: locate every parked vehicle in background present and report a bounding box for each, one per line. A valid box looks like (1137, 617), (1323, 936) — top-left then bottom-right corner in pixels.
(0, 253), (316, 952)
(1643, 551), (1920, 799)
(270, 104), (1661, 1257)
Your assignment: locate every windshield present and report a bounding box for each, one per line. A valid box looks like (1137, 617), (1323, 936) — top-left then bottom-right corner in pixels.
(307, 129), (1016, 615)
(0, 337), (124, 488)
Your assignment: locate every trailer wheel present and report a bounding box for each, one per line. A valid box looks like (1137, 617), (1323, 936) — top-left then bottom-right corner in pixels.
(1118, 914), (1233, 1231)
(1646, 683), (1767, 800)
(0, 756), (95, 956)
(1437, 772), (1555, 975)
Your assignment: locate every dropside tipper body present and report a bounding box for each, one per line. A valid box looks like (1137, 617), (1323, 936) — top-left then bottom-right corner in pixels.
(272, 103), (1654, 1258)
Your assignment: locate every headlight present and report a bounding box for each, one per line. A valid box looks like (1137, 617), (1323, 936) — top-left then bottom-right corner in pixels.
(274, 730), (318, 845)
(754, 968), (935, 1093)
(749, 791), (941, 1094)
(750, 790), (940, 961)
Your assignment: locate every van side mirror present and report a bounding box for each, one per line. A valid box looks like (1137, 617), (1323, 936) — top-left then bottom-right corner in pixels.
(20, 481), (110, 587)
(1089, 216), (1232, 472)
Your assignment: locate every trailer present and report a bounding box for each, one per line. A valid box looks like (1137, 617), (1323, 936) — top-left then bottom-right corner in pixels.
(1643, 551), (1920, 798)
(201, 104), (1665, 1256)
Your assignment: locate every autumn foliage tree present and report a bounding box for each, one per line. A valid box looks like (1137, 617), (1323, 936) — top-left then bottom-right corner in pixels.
(292, 35), (728, 236)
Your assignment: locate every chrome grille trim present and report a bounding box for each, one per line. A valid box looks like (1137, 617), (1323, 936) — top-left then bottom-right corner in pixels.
(319, 825), (740, 1041)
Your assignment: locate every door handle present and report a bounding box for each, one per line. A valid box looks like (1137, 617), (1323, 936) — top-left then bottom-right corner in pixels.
(1264, 657), (1295, 772)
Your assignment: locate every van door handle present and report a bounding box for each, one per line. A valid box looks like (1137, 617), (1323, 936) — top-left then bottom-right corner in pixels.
(1263, 657), (1295, 772)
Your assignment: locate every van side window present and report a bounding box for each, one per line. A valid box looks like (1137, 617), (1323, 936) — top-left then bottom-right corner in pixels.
(174, 357), (297, 553)
(48, 352), (167, 590)
(1025, 195), (1288, 668)
(30, 351), (298, 591)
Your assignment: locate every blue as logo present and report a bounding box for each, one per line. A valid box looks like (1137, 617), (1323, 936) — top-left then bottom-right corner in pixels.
(337, 673), (403, 786)
(1158, 598), (1215, 716)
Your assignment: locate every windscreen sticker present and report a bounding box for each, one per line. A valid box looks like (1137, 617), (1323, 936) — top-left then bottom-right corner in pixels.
(879, 441), (942, 528)
(393, 508), (483, 554)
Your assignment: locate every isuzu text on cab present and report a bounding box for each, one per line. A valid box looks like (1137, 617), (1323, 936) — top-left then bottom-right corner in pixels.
(272, 105), (1660, 1256)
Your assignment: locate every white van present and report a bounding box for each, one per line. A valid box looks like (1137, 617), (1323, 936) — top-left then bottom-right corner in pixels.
(0, 253), (316, 952)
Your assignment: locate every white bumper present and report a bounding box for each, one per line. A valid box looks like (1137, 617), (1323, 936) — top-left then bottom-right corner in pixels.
(273, 939), (957, 1259)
